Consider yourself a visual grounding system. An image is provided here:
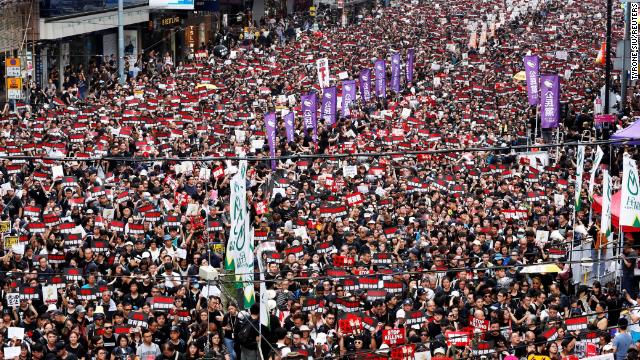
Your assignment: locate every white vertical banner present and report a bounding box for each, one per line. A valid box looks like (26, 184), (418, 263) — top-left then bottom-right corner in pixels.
(257, 241), (275, 328)
(621, 154), (640, 227)
(588, 146), (604, 201)
(574, 146), (585, 212)
(601, 170), (612, 237)
(316, 58), (330, 89)
(224, 160), (255, 308)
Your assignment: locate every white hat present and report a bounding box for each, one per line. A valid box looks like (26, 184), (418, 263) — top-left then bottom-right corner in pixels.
(396, 309), (406, 318)
(47, 304), (57, 312)
(434, 348), (446, 355)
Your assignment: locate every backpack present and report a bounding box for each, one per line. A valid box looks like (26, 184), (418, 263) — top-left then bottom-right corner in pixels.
(236, 317), (257, 347)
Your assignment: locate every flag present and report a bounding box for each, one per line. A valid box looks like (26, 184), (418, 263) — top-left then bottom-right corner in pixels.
(588, 146), (604, 201)
(341, 80), (357, 117)
(391, 53), (401, 93)
(301, 93), (318, 142)
(359, 69), (371, 102)
(601, 169), (612, 238)
(407, 48), (415, 83)
(540, 75), (560, 128)
(621, 154), (640, 227)
(284, 112), (295, 143)
(523, 55), (539, 106)
(321, 86), (337, 126)
(374, 60), (386, 97)
(264, 113), (277, 171)
(574, 146), (585, 212)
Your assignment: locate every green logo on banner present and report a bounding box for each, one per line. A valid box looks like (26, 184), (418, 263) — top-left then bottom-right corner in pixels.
(629, 171), (639, 196)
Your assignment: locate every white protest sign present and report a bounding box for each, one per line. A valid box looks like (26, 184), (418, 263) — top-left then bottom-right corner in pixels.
(343, 166), (357, 178)
(7, 327), (24, 340)
(4, 347), (20, 359)
(535, 230), (550, 247)
(235, 130), (247, 143)
(198, 167), (211, 181)
(42, 285), (58, 304)
(6, 293), (19, 308)
(52, 165), (64, 180)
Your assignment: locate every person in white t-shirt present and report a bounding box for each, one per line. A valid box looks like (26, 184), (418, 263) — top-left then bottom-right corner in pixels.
(136, 329), (161, 360)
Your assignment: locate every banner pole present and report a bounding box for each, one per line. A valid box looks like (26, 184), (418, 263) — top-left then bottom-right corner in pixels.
(534, 105), (539, 145)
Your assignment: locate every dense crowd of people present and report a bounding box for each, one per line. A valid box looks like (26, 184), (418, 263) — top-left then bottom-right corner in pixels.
(0, 0), (639, 359)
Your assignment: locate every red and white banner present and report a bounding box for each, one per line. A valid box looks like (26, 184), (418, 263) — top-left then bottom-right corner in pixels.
(383, 328), (406, 346)
(317, 58), (330, 89)
(565, 316), (588, 331)
(346, 192), (364, 207)
(445, 331), (470, 347)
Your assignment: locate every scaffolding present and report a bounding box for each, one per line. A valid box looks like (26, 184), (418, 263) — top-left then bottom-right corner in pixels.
(0, 0), (38, 55)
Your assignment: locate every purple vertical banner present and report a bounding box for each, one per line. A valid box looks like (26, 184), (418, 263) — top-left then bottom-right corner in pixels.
(264, 112), (277, 170)
(374, 59), (386, 97)
(284, 111), (295, 143)
(523, 55), (540, 106)
(321, 86), (337, 126)
(407, 48), (415, 84)
(540, 75), (560, 129)
(359, 69), (371, 102)
(391, 53), (401, 93)
(341, 80), (357, 117)
(301, 93), (317, 142)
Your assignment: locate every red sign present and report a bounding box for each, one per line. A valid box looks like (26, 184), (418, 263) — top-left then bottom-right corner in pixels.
(255, 201), (268, 215)
(445, 331), (470, 347)
(212, 166), (224, 179)
(595, 114), (616, 124)
(585, 342), (597, 357)
(338, 315), (363, 335)
(383, 328), (406, 346)
(471, 317), (489, 333)
(333, 255), (355, 267)
(564, 316), (588, 331)
(390, 344), (416, 360)
(346, 192), (365, 206)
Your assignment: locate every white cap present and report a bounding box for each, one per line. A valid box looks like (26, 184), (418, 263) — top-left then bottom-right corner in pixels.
(434, 348), (446, 355)
(396, 309), (406, 318)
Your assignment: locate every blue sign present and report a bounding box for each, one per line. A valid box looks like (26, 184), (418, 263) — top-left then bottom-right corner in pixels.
(149, 0), (195, 10)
